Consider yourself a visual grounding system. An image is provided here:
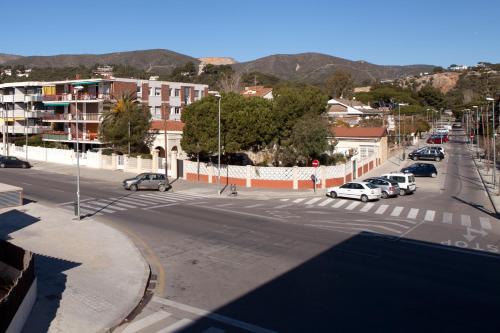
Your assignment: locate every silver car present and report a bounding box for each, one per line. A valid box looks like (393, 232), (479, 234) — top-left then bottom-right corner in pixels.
(123, 173), (171, 192)
(364, 177), (400, 198)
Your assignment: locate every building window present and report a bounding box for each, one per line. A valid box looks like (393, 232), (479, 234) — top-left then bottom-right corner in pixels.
(194, 90), (200, 98)
(136, 86), (142, 95)
(169, 88), (172, 96)
(174, 107), (180, 115)
(174, 89), (180, 97)
(152, 106), (162, 119)
(155, 87), (161, 96)
(183, 87), (190, 103)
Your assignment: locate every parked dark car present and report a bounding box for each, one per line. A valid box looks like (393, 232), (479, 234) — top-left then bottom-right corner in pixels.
(122, 173), (171, 191)
(401, 163), (438, 177)
(0, 156), (31, 168)
(408, 147), (445, 161)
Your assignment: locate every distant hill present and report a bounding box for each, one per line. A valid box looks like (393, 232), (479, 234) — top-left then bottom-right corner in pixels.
(232, 52), (435, 84)
(0, 53), (23, 65)
(3, 49), (199, 73)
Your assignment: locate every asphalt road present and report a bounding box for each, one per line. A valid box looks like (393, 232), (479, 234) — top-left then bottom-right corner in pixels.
(1, 132), (499, 333)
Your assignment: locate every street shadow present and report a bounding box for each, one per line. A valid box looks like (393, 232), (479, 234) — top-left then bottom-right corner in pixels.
(21, 254), (81, 333)
(22, 198), (37, 205)
(451, 195), (498, 219)
(0, 209), (40, 238)
(179, 232), (500, 333)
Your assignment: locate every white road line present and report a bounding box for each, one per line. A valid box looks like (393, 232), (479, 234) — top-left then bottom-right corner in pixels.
(407, 208), (419, 219)
(480, 217), (492, 230)
(202, 328), (225, 333)
(129, 196), (168, 204)
(142, 203), (180, 210)
(390, 206), (404, 217)
(279, 198), (289, 202)
(121, 310), (171, 333)
(111, 197), (149, 206)
(317, 221), (403, 234)
(216, 203), (234, 207)
(79, 203), (116, 214)
(243, 204), (264, 208)
(58, 197), (95, 206)
(360, 202), (374, 212)
(153, 297), (278, 333)
(424, 210), (435, 222)
(293, 198), (306, 203)
(87, 201), (127, 211)
(345, 201), (361, 210)
(147, 192), (198, 201)
(304, 197), (322, 205)
(156, 318), (193, 333)
(318, 198), (334, 206)
(332, 199), (347, 208)
(273, 204), (293, 209)
(102, 201), (137, 209)
(139, 194), (179, 202)
(375, 205), (389, 215)
(461, 214), (471, 227)
(442, 212), (453, 224)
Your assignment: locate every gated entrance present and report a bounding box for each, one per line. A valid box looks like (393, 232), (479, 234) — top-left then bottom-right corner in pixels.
(177, 159), (183, 179)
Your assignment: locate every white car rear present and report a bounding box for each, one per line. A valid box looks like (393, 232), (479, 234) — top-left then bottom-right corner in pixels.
(326, 181), (381, 202)
(380, 172), (416, 195)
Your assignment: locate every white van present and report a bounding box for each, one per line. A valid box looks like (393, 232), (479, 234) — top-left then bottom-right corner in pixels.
(380, 172), (416, 196)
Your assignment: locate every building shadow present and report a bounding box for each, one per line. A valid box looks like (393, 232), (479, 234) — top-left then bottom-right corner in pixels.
(180, 231), (500, 332)
(0, 209), (40, 238)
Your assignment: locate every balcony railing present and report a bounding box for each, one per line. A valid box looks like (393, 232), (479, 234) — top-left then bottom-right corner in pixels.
(43, 93), (111, 102)
(42, 113), (103, 121)
(42, 131), (100, 141)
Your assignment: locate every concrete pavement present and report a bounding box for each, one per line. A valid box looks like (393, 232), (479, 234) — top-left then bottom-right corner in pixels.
(0, 201), (149, 333)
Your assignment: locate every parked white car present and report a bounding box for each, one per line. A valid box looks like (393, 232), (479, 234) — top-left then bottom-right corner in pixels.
(380, 172), (416, 196)
(326, 181), (381, 202)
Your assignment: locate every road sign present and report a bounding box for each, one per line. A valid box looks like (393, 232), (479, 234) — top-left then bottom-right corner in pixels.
(312, 159), (319, 168)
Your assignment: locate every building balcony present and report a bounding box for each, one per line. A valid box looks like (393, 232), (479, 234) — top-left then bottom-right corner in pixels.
(1, 125), (52, 135)
(42, 131), (101, 143)
(0, 109), (48, 119)
(43, 93), (111, 104)
(42, 113), (103, 122)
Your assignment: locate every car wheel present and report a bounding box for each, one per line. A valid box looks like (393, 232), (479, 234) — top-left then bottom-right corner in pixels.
(330, 191), (337, 198)
(158, 184), (167, 192)
(22, 163), (27, 169)
(431, 172), (437, 178)
(412, 156), (418, 161)
(361, 194), (369, 203)
(435, 157), (441, 162)
(130, 184), (138, 191)
(399, 189), (406, 196)
(381, 191), (388, 199)
(0, 163), (5, 168)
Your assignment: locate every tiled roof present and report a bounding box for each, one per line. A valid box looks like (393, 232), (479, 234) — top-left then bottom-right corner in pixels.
(240, 85), (273, 97)
(150, 120), (185, 131)
(330, 127), (387, 138)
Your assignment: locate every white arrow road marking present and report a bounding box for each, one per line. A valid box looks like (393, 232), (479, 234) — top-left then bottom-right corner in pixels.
(332, 199), (347, 208)
(442, 212), (453, 224)
(480, 217), (492, 230)
(424, 210), (435, 222)
(360, 202), (375, 212)
(345, 201), (361, 210)
(461, 215), (471, 227)
(375, 205), (389, 214)
(293, 198), (306, 203)
(390, 206), (404, 217)
(121, 311), (171, 333)
(407, 208), (419, 219)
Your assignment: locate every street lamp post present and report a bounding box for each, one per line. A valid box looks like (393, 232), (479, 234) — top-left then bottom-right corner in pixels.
(472, 105), (479, 157)
(74, 85), (84, 220)
(216, 93), (222, 186)
(24, 95), (30, 161)
(486, 97), (496, 187)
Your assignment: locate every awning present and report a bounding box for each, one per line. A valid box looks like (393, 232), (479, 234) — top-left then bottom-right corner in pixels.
(42, 102), (70, 106)
(71, 81), (99, 86)
(0, 117), (25, 122)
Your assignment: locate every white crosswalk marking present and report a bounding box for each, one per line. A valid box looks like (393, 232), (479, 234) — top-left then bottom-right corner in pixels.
(360, 202), (374, 212)
(375, 205), (389, 214)
(244, 204), (264, 208)
(111, 197), (149, 206)
(390, 206), (404, 217)
(345, 201), (361, 210)
(480, 217), (492, 230)
(101, 200), (137, 209)
(424, 210), (435, 221)
(461, 214), (471, 227)
(202, 328), (225, 333)
(442, 212), (453, 224)
(305, 197), (322, 205)
(139, 194), (177, 203)
(121, 310), (171, 333)
(127, 196), (164, 204)
(274, 204), (293, 209)
(318, 198), (334, 206)
(293, 198), (306, 203)
(407, 208), (419, 219)
(332, 199), (347, 208)
(156, 318), (193, 333)
(79, 202), (116, 214)
(87, 201), (127, 211)
(280, 198), (290, 202)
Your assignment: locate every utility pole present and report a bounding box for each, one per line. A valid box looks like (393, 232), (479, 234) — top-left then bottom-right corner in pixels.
(487, 97), (496, 187)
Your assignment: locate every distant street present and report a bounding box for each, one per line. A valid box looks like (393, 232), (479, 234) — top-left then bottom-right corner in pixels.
(1, 132), (499, 332)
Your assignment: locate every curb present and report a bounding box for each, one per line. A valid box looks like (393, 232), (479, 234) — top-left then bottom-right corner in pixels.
(471, 155), (499, 217)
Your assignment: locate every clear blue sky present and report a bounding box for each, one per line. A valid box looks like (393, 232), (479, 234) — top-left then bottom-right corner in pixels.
(2, 0), (499, 66)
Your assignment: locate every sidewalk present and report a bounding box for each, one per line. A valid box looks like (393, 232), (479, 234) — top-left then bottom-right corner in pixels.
(470, 148), (500, 216)
(0, 201), (150, 333)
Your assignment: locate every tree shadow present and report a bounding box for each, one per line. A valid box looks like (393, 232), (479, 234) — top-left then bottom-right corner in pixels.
(179, 231), (500, 332)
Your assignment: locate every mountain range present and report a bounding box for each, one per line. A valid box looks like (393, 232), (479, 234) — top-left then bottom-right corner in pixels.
(0, 49), (435, 84)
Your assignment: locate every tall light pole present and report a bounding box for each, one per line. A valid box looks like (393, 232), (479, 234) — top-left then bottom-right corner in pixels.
(74, 85), (84, 220)
(487, 97), (496, 186)
(215, 93), (222, 186)
(473, 105), (479, 157)
(24, 94), (30, 161)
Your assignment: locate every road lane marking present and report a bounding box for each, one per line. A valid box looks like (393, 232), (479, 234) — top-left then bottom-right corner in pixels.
(273, 203), (293, 209)
(305, 197), (322, 205)
(407, 208), (419, 219)
(153, 297), (278, 333)
(318, 221), (403, 234)
(293, 198), (306, 203)
(128, 196), (167, 204)
(215, 203), (234, 207)
(345, 201), (361, 210)
(111, 197), (149, 206)
(390, 206), (404, 217)
(142, 203), (180, 210)
(442, 212), (453, 224)
(58, 197), (95, 206)
(79, 202), (116, 214)
(100, 199), (137, 209)
(360, 202), (374, 212)
(87, 201), (127, 211)
(461, 214), (471, 227)
(318, 198), (334, 206)
(424, 210), (435, 221)
(332, 199), (347, 208)
(480, 217), (492, 230)
(121, 310), (171, 333)
(243, 204), (264, 208)
(279, 198), (289, 202)
(375, 205), (389, 214)
(156, 318), (193, 333)
(139, 194), (179, 202)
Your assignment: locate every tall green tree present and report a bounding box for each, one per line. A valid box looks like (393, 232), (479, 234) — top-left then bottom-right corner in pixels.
(418, 85), (446, 109)
(99, 93), (154, 153)
(289, 116), (330, 165)
(325, 70), (354, 98)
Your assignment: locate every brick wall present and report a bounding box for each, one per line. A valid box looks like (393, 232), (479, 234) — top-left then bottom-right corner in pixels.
(190, 87), (195, 103)
(112, 82), (137, 99)
(142, 83), (149, 101)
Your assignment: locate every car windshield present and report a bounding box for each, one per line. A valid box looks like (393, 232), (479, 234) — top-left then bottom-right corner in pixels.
(365, 183), (378, 189)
